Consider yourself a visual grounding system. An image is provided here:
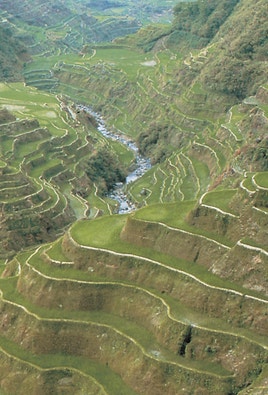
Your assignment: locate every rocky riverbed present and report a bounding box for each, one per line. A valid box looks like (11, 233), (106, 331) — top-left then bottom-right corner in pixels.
(77, 105), (151, 213)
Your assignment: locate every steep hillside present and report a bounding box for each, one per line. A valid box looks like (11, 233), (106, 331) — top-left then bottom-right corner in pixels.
(0, 0), (140, 56)
(199, 0), (268, 98)
(0, 0), (268, 394)
(32, 0), (265, 174)
(0, 82), (136, 259)
(0, 25), (30, 80)
(124, 0), (267, 99)
(1, 193), (267, 394)
(169, 0), (240, 49)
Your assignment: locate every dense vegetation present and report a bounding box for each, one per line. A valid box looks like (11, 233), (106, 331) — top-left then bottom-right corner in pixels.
(133, 0), (267, 100)
(172, 0), (240, 47)
(0, 25), (29, 80)
(199, 0), (268, 98)
(86, 147), (127, 193)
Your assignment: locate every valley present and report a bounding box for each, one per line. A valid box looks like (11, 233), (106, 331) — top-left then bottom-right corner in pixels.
(0, 0), (267, 394)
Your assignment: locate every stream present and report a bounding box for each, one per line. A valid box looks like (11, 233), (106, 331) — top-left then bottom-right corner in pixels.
(77, 105), (151, 213)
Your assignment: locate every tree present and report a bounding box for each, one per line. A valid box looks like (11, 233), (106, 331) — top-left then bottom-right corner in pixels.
(86, 147), (126, 193)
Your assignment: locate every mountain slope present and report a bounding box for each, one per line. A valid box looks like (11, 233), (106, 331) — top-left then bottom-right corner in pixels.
(49, 7), (267, 176)
(0, 1), (268, 394)
(0, 0), (140, 56)
(129, 0), (267, 99)
(199, 0), (268, 98)
(0, 25), (30, 80)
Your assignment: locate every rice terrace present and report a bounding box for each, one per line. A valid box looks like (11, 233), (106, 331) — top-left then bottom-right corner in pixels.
(0, 0), (267, 394)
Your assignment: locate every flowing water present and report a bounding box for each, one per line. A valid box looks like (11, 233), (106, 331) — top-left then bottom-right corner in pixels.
(77, 105), (151, 213)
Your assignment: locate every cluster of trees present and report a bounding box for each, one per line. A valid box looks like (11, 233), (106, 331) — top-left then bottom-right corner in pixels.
(199, 0), (268, 98)
(171, 0), (240, 47)
(86, 147), (126, 194)
(0, 26), (29, 80)
(137, 122), (173, 164)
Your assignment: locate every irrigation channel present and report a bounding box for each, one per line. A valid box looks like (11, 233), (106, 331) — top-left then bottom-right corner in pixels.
(77, 105), (151, 213)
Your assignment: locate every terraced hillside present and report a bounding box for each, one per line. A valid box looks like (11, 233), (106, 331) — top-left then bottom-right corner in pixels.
(0, 80), (267, 393)
(23, 44), (268, 203)
(0, 0), (179, 60)
(0, 82), (136, 259)
(1, 190), (267, 394)
(0, 0), (140, 57)
(0, 24), (30, 81)
(0, 0), (268, 393)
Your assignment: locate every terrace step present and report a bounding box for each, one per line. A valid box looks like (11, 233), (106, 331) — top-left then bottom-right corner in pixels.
(0, 104), (96, 257)
(0, 285), (234, 395)
(19, 253), (268, 342)
(23, 69), (59, 91)
(0, 119), (40, 137)
(2, 237), (265, 393)
(61, 218), (268, 338)
(0, 338), (130, 395)
(8, 267), (234, 376)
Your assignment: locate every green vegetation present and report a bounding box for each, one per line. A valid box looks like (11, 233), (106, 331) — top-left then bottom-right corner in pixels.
(173, 0), (240, 47)
(86, 147), (127, 194)
(1, 199), (266, 393)
(0, 336), (137, 395)
(0, 0), (268, 393)
(254, 172), (268, 188)
(199, 0), (268, 98)
(87, 0), (180, 24)
(202, 189), (238, 215)
(0, 25), (30, 81)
